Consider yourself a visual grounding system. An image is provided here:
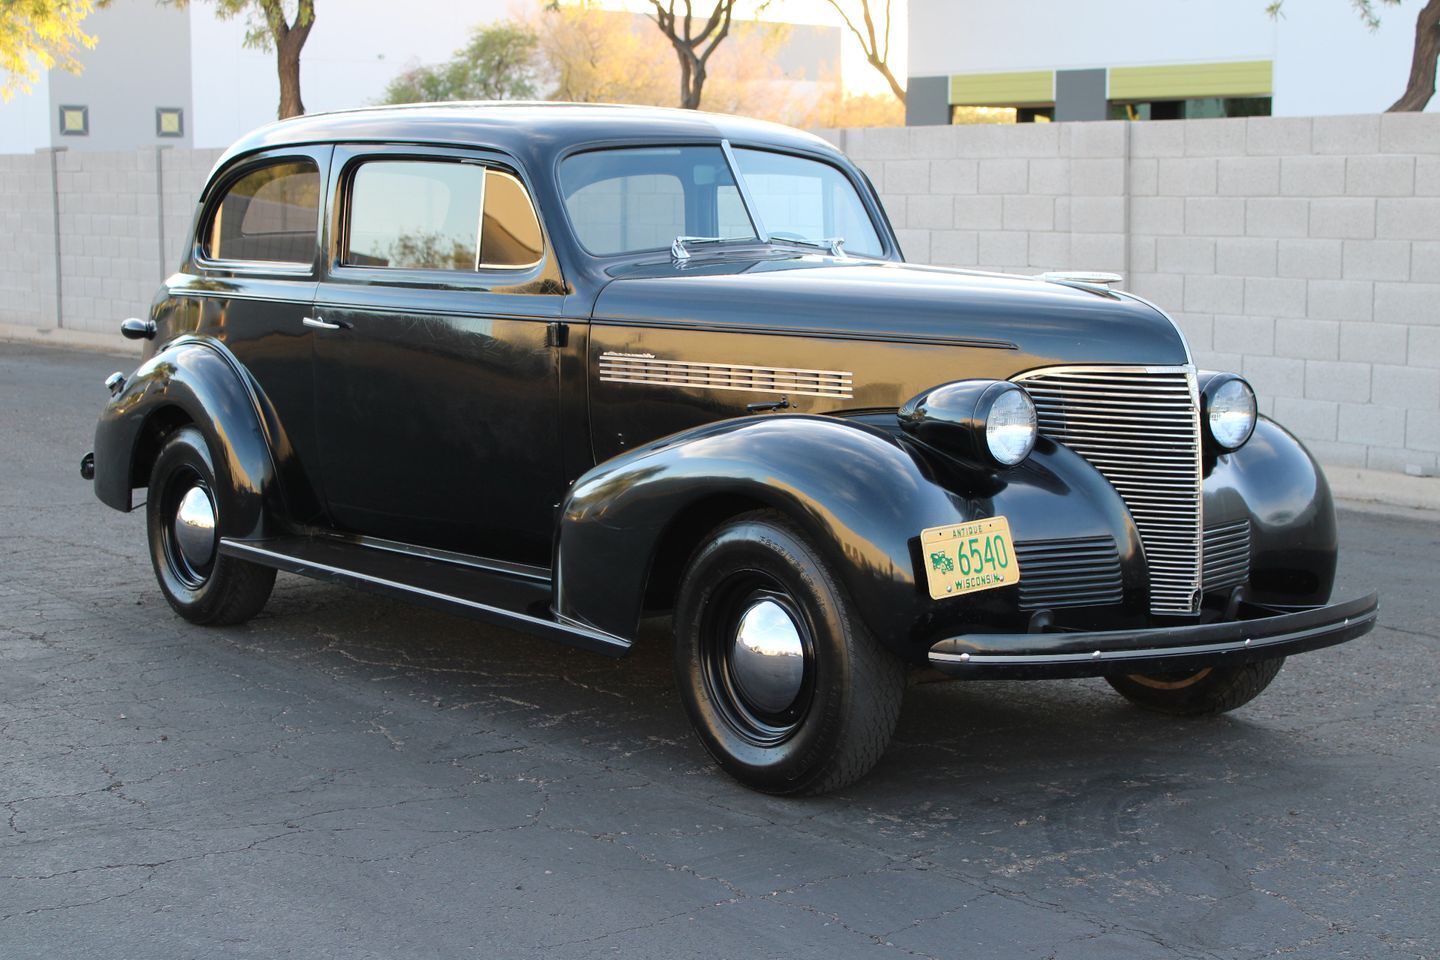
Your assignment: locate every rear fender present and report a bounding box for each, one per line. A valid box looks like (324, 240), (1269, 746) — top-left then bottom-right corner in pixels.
(92, 337), (284, 540)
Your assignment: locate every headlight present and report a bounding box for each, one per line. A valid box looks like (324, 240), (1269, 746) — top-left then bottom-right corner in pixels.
(898, 380), (1037, 468)
(1202, 374), (1256, 451)
(985, 385), (1038, 465)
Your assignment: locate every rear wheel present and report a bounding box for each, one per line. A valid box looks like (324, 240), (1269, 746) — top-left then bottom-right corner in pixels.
(673, 511), (906, 795)
(146, 425), (275, 625)
(1106, 658), (1285, 716)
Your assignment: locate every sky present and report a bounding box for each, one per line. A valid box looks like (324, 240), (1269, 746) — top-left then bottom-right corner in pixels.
(585, 0), (909, 97)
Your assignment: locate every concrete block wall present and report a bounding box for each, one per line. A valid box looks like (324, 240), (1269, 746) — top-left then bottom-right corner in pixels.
(1, 116), (1437, 476)
(54, 148), (165, 333)
(0, 146), (222, 337)
(0, 152), (59, 330)
(828, 113), (1440, 476)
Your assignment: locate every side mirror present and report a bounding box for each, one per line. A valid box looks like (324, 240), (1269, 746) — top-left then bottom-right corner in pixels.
(120, 317), (156, 341)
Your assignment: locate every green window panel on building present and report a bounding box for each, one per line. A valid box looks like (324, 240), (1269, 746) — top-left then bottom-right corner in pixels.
(1108, 60), (1273, 100)
(949, 70), (1055, 107)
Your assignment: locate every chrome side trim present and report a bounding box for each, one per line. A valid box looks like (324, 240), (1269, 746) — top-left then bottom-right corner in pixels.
(599, 353), (854, 399)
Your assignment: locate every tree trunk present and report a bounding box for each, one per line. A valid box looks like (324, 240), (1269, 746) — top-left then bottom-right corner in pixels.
(682, 59), (704, 109)
(1390, 0), (1440, 112)
(276, 32), (305, 119)
(871, 56), (906, 105)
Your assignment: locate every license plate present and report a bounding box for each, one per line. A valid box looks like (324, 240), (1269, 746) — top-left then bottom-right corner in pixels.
(920, 517), (1021, 600)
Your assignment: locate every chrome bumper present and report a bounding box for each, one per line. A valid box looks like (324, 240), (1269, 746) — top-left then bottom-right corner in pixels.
(928, 592), (1378, 679)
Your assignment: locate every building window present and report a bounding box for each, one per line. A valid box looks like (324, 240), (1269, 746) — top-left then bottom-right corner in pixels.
(1108, 97), (1271, 121)
(156, 107), (184, 138)
(951, 106), (1053, 125)
(58, 105), (89, 136)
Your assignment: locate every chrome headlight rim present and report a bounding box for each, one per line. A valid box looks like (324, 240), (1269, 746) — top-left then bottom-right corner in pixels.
(897, 379), (1039, 468)
(1201, 373), (1257, 451)
(984, 383), (1038, 467)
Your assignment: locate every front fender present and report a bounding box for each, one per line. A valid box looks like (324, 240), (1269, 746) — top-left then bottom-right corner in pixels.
(554, 415), (1144, 660)
(92, 338), (284, 540)
(1203, 416), (1337, 606)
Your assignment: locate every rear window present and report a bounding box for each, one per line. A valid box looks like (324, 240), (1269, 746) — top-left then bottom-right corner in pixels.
(205, 159), (320, 264)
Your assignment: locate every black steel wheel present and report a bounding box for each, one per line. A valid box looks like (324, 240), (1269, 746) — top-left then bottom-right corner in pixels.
(145, 425), (275, 625)
(1106, 658), (1285, 717)
(673, 511), (906, 795)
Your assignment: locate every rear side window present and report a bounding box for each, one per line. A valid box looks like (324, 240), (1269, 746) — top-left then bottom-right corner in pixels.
(344, 160), (544, 271)
(480, 170), (544, 268)
(205, 159), (320, 264)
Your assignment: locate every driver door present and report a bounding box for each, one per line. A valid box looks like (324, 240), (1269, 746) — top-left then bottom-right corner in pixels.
(311, 145), (568, 566)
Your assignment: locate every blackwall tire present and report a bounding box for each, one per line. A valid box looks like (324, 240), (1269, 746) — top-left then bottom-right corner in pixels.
(673, 511), (906, 795)
(145, 425), (275, 626)
(1106, 658), (1285, 717)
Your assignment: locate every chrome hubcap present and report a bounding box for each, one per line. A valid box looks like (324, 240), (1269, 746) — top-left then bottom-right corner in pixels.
(730, 599), (806, 714)
(173, 485), (216, 569)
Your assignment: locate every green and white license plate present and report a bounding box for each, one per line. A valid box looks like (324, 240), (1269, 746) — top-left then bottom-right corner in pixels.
(921, 516), (1021, 600)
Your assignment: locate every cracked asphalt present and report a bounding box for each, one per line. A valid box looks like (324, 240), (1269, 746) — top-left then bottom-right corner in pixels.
(1, 340), (1436, 960)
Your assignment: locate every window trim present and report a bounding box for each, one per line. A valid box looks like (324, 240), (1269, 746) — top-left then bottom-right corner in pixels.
(193, 150), (328, 277)
(334, 152), (548, 282)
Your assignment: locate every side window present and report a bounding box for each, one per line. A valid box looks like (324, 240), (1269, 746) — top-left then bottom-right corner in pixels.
(343, 159), (545, 272)
(204, 159), (320, 264)
(346, 160), (485, 270)
(480, 169), (544, 268)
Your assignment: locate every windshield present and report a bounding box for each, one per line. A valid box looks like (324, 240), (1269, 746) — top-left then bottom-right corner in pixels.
(729, 149), (882, 257)
(559, 144), (883, 258)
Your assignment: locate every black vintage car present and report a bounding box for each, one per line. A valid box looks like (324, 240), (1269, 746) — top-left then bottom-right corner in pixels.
(85, 103), (1376, 794)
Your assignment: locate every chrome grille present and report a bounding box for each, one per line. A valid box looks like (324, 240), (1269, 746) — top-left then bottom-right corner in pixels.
(1017, 366), (1202, 615)
(598, 354), (852, 399)
(1015, 536), (1123, 610)
(1202, 519), (1251, 591)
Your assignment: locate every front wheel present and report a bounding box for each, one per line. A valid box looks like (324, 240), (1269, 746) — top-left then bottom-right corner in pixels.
(1106, 658), (1285, 717)
(673, 511), (906, 795)
(146, 425), (275, 625)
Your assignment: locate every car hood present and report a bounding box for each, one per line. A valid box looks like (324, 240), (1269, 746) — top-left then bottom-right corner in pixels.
(592, 256), (1191, 371)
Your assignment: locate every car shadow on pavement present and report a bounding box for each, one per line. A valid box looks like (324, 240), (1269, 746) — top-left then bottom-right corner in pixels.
(227, 572), (1326, 810)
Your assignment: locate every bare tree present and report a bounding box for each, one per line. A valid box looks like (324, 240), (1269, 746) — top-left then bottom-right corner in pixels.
(1391, 0), (1440, 110)
(171, 0), (315, 119)
(647, 1), (737, 110)
(818, 0), (904, 104)
(1269, 0), (1440, 111)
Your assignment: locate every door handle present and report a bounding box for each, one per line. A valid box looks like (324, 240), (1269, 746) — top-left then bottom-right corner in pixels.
(302, 315), (345, 331)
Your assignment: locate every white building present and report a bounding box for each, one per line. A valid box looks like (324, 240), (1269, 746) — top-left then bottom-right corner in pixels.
(906, 0), (1440, 124)
(1, 0), (840, 153)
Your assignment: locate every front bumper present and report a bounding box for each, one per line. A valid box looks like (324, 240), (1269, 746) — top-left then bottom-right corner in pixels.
(928, 592), (1378, 680)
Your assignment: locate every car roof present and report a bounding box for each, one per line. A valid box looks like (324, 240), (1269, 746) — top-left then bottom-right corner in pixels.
(209, 101), (844, 181)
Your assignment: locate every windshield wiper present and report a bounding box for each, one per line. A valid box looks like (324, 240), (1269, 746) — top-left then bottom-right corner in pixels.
(767, 236), (847, 258)
(670, 235), (757, 261)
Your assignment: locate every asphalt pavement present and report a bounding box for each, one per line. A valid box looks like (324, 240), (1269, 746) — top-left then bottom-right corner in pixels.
(1, 340), (1436, 960)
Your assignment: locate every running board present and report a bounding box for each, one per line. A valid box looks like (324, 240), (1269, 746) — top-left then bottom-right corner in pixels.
(218, 536), (630, 657)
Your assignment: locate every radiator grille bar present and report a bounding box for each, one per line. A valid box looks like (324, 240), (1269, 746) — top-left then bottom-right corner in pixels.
(1014, 536), (1124, 610)
(1017, 366), (1203, 615)
(1202, 519), (1252, 592)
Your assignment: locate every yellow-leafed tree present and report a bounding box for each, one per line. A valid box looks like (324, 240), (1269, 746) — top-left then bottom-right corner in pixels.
(1, 0), (103, 101)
